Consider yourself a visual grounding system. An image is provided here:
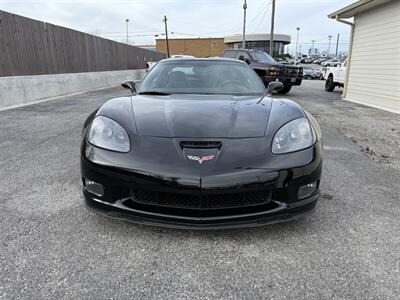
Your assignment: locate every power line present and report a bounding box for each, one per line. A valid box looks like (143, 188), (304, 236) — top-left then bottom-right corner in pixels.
(253, 0), (272, 32)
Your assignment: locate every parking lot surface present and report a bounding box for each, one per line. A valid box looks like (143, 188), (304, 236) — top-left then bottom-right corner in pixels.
(1, 81), (399, 299)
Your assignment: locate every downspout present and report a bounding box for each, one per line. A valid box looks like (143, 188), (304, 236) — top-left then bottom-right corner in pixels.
(335, 15), (355, 98)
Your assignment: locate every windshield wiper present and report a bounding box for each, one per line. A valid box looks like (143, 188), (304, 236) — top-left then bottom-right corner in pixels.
(138, 91), (171, 95)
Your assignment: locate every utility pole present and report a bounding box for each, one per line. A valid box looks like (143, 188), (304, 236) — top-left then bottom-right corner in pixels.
(311, 40), (316, 49)
(335, 33), (340, 57)
(125, 19), (129, 44)
(242, 0), (247, 48)
(163, 15), (170, 58)
(270, 0), (276, 57)
(295, 27), (300, 59)
(327, 35), (332, 56)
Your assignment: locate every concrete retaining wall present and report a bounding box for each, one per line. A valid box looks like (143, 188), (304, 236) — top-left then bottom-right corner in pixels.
(0, 69), (146, 110)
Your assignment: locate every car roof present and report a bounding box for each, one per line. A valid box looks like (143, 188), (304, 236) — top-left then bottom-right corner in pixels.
(224, 48), (264, 52)
(158, 57), (245, 64)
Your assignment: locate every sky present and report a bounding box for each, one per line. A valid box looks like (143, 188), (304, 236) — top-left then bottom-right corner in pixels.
(0, 0), (355, 55)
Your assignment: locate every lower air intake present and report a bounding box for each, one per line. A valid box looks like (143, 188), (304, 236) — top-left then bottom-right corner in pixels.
(131, 190), (271, 209)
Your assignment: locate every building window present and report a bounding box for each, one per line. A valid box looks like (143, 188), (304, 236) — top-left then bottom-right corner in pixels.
(229, 41), (286, 57)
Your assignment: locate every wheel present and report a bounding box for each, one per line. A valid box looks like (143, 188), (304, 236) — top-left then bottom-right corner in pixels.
(325, 76), (335, 92)
(277, 85), (292, 94)
(326, 64), (330, 67)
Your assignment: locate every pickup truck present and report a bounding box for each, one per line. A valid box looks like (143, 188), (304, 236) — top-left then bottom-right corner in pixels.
(222, 49), (303, 94)
(324, 59), (347, 92)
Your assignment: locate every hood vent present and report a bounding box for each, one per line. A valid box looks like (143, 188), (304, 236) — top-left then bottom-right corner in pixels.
(180, 141), (222, 149)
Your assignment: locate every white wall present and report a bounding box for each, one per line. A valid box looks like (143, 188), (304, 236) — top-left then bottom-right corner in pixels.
(345, 0), (400, 114)
(0, 69), (146, 110)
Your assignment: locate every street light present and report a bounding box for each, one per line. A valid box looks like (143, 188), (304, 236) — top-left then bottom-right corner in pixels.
(295, 27), (300, 59)
(126, 19), (129, 44)
(327, 35), (332, 56)
(311, 40), (316, 56)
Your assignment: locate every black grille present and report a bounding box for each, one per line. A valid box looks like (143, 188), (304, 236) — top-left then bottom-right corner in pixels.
(285, 68), (299, 76)
(131, 190), (271, 209)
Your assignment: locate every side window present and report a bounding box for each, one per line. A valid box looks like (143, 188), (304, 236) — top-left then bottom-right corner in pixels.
(237, 51), (251, 61)
(224, 51), (236, 59)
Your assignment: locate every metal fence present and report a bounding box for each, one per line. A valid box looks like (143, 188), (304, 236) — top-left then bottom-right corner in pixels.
(0, 10), (165, 77)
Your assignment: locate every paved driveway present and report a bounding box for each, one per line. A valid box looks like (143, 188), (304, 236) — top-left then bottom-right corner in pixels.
(1, 82), (399, 299)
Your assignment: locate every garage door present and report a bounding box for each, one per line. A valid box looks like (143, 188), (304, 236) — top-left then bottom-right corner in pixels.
(346, 0), (400, 113)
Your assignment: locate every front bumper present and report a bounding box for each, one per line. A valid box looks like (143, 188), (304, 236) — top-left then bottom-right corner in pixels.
(84, 191), (318, 230)
(81, 143), (322, 229)
(265, 75), (302, 86)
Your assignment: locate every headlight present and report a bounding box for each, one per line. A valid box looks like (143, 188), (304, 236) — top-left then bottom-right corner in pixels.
(88, 116), (130, 152)
(272, 117), (315, 154)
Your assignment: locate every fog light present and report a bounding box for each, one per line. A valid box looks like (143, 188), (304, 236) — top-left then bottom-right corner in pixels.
(84, 178), (104, 197)
(298, 181), (318, 199)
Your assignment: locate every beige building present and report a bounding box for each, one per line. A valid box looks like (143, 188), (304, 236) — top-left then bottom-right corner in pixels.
(329, 0), (400, 114)
(156, 37), (229, 58)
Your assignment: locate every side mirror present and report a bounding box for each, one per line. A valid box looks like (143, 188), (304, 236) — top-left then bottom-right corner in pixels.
(121, 80), (136, 94)
(238, 55), (245, 61)
(267, 81), (284, 95)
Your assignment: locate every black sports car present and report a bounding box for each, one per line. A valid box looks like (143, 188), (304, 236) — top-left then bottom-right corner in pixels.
(81, 58), (322, 229)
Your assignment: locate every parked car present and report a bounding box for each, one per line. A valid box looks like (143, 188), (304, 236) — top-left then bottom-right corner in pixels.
(81, 57), (322, 229)
(222, 49), (303, 94)
(321, 58), (341, 67)
(301, 65), (324, 80)
(171, 55), (196, 59)
(312, 68), (325, 80)
(314, 57), (332, 64)
(317, 56), (332, 65)
(301, 65), (314, 79)
(324, 59), (347, 91)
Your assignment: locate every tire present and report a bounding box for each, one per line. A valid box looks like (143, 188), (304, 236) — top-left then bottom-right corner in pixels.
(325, 76), (335, 92)
(277, 85), (292, 94)
(326, 64), (330, 67)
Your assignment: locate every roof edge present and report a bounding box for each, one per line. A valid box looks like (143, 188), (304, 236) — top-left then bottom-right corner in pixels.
(328, 0), (392, 19)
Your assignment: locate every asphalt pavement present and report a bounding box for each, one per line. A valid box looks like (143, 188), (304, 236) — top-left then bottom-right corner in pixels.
(1, 81), (399, 299)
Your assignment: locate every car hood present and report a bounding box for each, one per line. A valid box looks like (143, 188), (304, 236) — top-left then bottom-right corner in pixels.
(252, 61), (301, 70)
(131, 94), (272, 138)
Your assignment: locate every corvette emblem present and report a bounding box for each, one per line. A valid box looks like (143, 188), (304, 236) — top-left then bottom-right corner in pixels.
(187, 155), (215, 164)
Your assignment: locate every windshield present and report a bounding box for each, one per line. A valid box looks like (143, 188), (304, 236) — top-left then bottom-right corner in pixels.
(250, 51), (275, 63)
(138, 60), (265, 96)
